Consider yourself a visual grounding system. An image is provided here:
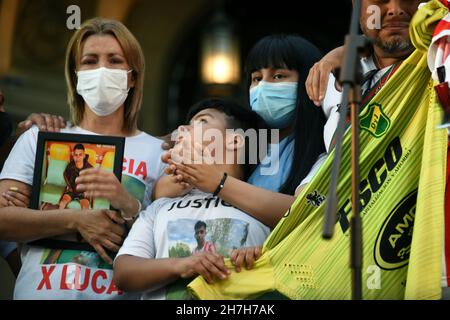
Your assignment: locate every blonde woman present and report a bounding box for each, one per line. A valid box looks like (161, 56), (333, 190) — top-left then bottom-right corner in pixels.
(0, 18), (165, 300)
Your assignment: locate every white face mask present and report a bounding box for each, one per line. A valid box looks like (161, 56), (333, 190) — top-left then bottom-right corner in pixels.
(76, 67), (132, 117)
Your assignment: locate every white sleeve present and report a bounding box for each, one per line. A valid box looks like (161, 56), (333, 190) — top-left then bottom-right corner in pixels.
(0, 126), (39, 185)
(322, 74), (342, 153)
(142, 149), (167, 209)
(322, 74), (342, 118)
(115, 202), (159, 262)
(0, 241), (16, 258)
(296, 153), (328, 191)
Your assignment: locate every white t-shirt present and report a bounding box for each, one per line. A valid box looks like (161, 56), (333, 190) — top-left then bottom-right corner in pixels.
(322, 73), (343, 153)
(0, 125), (165, 300)
(294, 153), (328, 195)
(116, 189), (271, 300)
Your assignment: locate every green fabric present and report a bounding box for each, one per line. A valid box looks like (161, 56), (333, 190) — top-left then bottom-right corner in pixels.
(92, 198), (110, 210)
(46, 159), (68, 187)
(67, 201), (81, 210)
(39, 183), (64, 205)
(121, 175), (145, 204)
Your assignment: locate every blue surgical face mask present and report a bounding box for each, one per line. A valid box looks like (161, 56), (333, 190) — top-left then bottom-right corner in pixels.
(249, 81), (298, 128)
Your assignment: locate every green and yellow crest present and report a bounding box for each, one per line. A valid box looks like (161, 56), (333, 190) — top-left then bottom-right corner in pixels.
(360, 103), (391, 138)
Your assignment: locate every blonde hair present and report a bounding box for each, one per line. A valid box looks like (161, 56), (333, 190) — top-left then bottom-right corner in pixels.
(65, 18), (145, 133)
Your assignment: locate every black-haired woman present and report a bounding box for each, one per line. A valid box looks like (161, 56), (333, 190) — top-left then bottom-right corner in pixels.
(165, 34), (327, 228)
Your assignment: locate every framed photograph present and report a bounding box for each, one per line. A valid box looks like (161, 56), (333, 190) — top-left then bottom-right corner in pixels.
(29, 131), (125, 252)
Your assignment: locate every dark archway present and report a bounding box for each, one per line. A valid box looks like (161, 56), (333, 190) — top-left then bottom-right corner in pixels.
(164, 0), (352, 130)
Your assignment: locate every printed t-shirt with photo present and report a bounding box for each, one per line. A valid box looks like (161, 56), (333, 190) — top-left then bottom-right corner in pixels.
(116, 189), (271, 300)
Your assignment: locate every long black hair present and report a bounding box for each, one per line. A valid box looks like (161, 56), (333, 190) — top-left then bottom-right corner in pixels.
(245, 34), (327, 195)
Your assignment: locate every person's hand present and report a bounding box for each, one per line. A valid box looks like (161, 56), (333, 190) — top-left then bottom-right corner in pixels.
(159, 129), (178, 151)
(161, 128), (181, 165)
(162, 151), (176, 173)
(161, 151), (186, 180)
(16, 113), (67, 136)
(75, 168), (138, 215)
(305, 46), (344, 107)
(172, 143), (226, 194)
(176, 252), (230, 284)
(74, 209), (125, 264)
(1, 187), (30, 208)
(306, 61), (339, 107)
(153, 175), (192, 200)
(230, 247), (262, 272)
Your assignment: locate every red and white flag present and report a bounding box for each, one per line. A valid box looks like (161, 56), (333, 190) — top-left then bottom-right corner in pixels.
(428, 0), (450, 82)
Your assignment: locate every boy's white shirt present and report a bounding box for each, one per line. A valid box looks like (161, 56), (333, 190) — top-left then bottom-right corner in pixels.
(116, 188), (271, 300)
